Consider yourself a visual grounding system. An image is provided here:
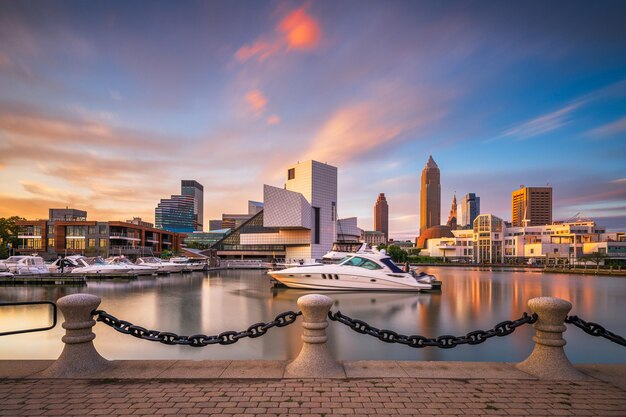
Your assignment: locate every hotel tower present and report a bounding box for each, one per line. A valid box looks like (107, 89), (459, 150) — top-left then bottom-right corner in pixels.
(420, 155), (441, 233)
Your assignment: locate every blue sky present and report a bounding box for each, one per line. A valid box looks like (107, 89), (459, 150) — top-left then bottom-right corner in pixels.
(0, 0), (625, 238)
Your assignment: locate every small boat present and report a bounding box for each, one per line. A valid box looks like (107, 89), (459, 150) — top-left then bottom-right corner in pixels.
(71, 256), (139, 275)
(136, 257), (187, 273)
(106, 256), (157, 275)
(268, 250), (439, 292)
(0, 256), (49, 275)
(48, 255), (85, 273)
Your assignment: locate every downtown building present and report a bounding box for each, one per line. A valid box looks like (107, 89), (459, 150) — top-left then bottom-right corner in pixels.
(459, 193), (480, 228)
(512, 186), (552, 227)
(374, 193), (389, 242)
(211, 160), (337, 260)
(421, 216), (625, 265)
(181, 180), (204, 231)
(156, 180), (204, 233)
(15, 208), (183, 260)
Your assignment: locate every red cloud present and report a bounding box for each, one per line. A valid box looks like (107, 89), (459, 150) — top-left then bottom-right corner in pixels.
(278, 8), (321, 49)
(235, 6), (321, 62)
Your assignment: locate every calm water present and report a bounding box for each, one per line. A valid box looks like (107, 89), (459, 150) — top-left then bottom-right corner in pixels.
(0, 267), (624, 363)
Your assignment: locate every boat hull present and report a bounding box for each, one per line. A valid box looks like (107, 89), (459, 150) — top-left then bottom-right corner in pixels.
(268, 270), (432, 292)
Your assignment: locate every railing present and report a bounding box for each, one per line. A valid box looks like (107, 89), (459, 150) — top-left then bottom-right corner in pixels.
(2, 294), (624, 379)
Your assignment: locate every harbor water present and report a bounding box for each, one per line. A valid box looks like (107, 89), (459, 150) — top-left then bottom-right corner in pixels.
(0, 267), (624, 363)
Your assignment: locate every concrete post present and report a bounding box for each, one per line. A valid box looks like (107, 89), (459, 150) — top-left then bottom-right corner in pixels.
(517, 297), (585, 380)
(41, 293), (109, 377)
(285, 294), (344, 378)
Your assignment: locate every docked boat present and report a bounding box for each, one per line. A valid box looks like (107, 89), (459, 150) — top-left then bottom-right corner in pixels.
(268, 250), (439, 292)
(136, 257), (187, 273)
(106, 256), (157, 275)
(0, 256), (49, 275)
(71, 256), (139, 275)
(48, 255), (86, 273)
(322, 242), (375, 262)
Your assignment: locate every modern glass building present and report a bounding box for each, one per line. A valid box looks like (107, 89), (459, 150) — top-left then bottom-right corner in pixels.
(181, 180), (204, 231)
(155, 194), (195, 233)
(460, 193), (480, 227)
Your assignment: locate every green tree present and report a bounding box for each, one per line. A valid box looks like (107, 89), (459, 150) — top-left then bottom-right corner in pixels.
(0, 216), (24, 258)
(386, 245), (408, 263)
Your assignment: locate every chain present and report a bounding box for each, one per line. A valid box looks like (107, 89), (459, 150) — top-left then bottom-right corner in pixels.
(92, 309), (302, 347)
(565, 315), (626, 347)
(328, 311), (537, 349)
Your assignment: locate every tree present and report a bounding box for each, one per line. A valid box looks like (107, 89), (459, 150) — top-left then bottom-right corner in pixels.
(386, 245), (408, 263)
(0, 216), (24, 258)
(585, 251), (607, 269)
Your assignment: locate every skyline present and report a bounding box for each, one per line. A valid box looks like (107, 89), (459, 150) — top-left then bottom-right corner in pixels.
(1, 1), (626, 238)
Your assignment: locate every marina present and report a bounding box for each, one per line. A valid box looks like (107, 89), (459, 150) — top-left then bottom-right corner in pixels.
(1, 267), (624, 364)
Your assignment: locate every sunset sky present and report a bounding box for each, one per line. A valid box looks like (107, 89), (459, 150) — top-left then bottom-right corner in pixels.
(1, 0), (625, 238)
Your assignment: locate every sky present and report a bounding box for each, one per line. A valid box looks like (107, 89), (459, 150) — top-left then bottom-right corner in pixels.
(0, 0), (625, 239)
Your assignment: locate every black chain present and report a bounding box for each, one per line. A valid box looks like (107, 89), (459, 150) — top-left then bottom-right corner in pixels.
(328, 311), (537, 349)
(92, 309), (302, 347)
(565, 315), (626, 347)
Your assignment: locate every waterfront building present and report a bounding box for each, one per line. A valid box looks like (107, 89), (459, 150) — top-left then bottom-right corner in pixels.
(422, 217), (624, 265)
(125, 217), (154, 228)
(15, 209), (183, 260)
(446, 193), (457, 229)
(209, 219), (223, 231)
(183, 229), (230, 249)
(512, 186), (552, 227)
(362, 230), (386, 247)
(337, 217), (362, 242)
(459, 193), (480, 227)
(374, 193), (389, 242)
(221, 201), (266, 230)
(181, 180), (204, 231)
(155, 194), (195, 233)
(417, 225), (454, 249)
(213, 160), (338, 260)
(419, 155), (441, 234)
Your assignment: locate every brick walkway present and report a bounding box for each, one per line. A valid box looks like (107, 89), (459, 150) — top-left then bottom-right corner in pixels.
(1, 377), (625, 417)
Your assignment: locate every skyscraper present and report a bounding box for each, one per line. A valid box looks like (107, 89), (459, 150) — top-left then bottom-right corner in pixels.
(374, 193), (389, 242)
(446, 193), (457, 229)
(181, 180), (204, 231)
(459, 193), (480, 227)
(155, 194), (195, 233)
(420, 155), (441, 234)
(512, 186), (553, 227)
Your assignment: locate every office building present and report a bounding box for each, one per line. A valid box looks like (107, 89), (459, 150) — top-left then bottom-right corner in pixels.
(459, 193), (480, 227)
(512, 186), (552, 227)
(337, 217), (362, 242)
(155, 194), (195, 233)
(209, 220), (223, 231)
(362, 230), (386, 247)
(248, 201), (264, 215)
(374, 193), (389, 242)
(420, 155), (441, 234)
(15, 209), (183, 259)
(181, 180), (204, 231)
(221, 201), (266, 229)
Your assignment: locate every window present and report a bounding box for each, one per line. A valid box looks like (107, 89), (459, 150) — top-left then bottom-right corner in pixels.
(331, 202), (336, 222)
(99, 225), (107, 234)
(313, 207), (320, 244)
(88, 239), (96, 248)
(99, 239), (107, 248)
(88, 226), (97, 234)
(287, 168), (295, 180)
(48, 225), (55, 234)
(48, 238), (55, 247)
(380, 258), (404, 273)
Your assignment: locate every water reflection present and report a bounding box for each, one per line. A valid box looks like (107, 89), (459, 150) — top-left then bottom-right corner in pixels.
(0, 268), (624, 363)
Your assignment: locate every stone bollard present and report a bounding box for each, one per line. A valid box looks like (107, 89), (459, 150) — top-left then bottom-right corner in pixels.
(516, 297), (585, 380)
(285, 294), (344, 378)
(40, 293), (109, 377)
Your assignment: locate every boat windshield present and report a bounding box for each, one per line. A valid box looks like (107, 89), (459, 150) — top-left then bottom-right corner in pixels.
(341, 256), (383, 270)
(84, 257), (106, 265)
(379, 257), (405, 273)
(141, 257), (160, 263)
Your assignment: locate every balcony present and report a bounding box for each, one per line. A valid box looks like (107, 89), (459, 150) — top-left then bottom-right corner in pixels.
(109, 232), (141, 241)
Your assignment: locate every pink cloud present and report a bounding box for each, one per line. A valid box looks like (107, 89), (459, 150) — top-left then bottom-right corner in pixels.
(267, 114), (281, 125)
(587, 115), (626, 137)
(235, 6), (321, 63)
(245, 90), (268, 114)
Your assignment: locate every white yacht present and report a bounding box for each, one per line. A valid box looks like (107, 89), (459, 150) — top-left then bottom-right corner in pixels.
(0, 256), (49, 275)
(71, 256), (139, 275)
(268, 250), (438, 292)
(322, 242), (375, 262)
(48, 255), (85, 273)
(106, 256), (158, 275)
(136, 257), (187, 273)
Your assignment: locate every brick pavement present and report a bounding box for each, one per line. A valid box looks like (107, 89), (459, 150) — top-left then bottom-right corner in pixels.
(0, 377), (624, 417)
